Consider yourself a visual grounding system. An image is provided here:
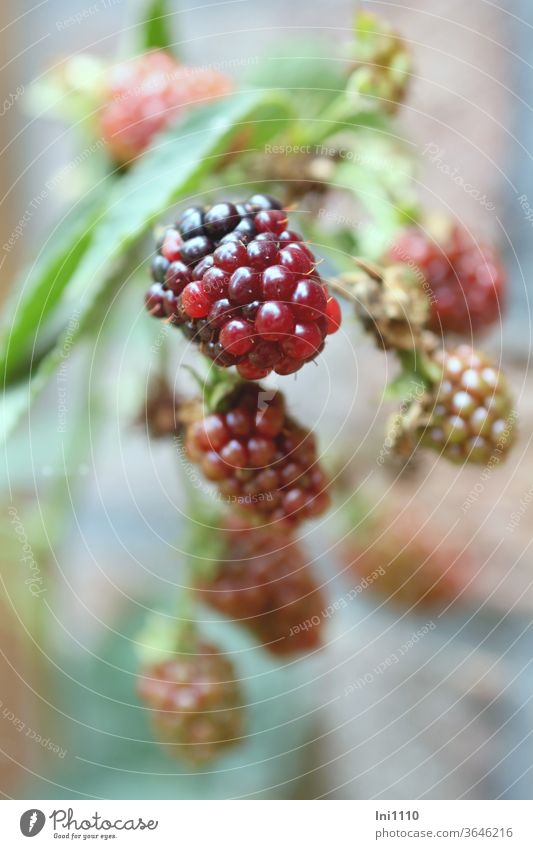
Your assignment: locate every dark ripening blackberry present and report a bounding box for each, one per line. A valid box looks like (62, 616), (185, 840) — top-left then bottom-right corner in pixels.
(137, 642), (243, 764)
(145, 195), (341, 378)
(389, 223), (507, 334)
(417, 345), (516, 464)
(197, 518), (325, 655)
(185, 383), (330, 527)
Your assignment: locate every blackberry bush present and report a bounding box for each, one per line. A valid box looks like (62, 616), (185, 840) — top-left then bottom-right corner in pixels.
(197, 518), (325, 654)
(137, 641), (244, 764)
(145, 195), (342, 378)
(184, 382), (330, 526)
(9, 4), (521, 777)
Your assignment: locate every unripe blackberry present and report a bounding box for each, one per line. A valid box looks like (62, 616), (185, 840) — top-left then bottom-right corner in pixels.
(348, 260), (429, 351)
(416, 345), (516, 464)
(137, 375), (183, 439)
(145, 197), (341, 378)
(345, 515), (472, 610)
(389, 222), (506, 334)
(99, 51), (232, 164)
(348, 11), (412, 114)
(197, 518), (325, 654)
(137, 642), (243, 764)
(184, 383), (330, 526)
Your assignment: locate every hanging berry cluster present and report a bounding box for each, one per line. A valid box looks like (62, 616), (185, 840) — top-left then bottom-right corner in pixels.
(138, 185), (517, 764)
(139, 196), (338, 764)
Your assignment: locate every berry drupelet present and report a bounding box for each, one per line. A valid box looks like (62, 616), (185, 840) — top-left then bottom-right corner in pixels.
(417, 345), (516, 464)
(389, 223), (506, 334)
(184, 383), (330, 526)
(145, 195), (341, 378)
(137, 642), (243, 764)
(197, 518), (325, 655)
(99, 51), (233, 164)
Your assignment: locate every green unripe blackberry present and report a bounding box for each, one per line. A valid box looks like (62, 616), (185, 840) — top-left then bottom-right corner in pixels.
(418, 345), (516, 464)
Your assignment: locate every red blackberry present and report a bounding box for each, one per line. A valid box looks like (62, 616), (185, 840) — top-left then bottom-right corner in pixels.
(197, 518), (325, 654)
(416, 345), (516, 464)
(184, 383), (330, 526)
(145, 197), (341, 378)
(345, 514), (472, 610)
(389, 223), (506, 334)
(137, 641), (243, 764)
(99, 51), (233, 164)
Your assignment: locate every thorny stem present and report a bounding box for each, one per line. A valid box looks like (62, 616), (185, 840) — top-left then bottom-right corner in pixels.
(328, 273), (368, 302)
(182, 362), (242, 414)
(171, 424), (226, 653)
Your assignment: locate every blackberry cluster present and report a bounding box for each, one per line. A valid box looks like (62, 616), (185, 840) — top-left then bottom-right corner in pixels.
(418, 345), (516, 464)
(197, 518), (325, 655)
(184, 383), (330, 526)
(100, 51), (232, 164)
(389, 224), (506, 334)
(145, 195), (341, 378)
(346, 516), (471, 610)
(137, 642), (243, 764)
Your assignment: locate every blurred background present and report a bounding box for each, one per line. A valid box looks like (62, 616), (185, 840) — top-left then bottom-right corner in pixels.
(1, 0), (533, 800)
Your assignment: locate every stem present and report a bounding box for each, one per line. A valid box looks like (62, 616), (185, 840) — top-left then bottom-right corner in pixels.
(328, 274), (366, 302)
(397, 348), (439, 387)
(171, 433), (225, 651)
(327, 256), (385, 304)
(173, 587), (198, 655)
(295, 95), (366, 147)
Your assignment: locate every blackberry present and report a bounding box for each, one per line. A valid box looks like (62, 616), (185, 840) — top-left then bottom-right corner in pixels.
(416, 345), (516, 464)
(184, 383), (330, 526)
(345, 514), (472, 610)
(99, 51), (233, 164)
(389, 222), (507, 334)
(145, 197), (341, 378)
(137, 641), (243, 764)
(197, 518), (325, 654)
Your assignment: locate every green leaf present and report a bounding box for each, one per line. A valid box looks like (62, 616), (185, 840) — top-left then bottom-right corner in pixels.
(139, 0), (176, 53)
(0, 192), (105, 384)
(0, 90), (291, 444)
(246, 40), (347, 114)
